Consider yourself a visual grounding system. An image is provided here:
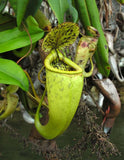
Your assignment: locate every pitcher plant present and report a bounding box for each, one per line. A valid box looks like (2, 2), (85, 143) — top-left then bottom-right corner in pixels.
(34, 23), (99, 139)
(0, 85), (19, 120)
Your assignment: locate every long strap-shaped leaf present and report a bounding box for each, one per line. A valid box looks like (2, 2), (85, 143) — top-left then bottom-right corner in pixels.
(85, 0), (110, 76)
(48, 0), (69, 24)
(74, 0), (91, 35)
(16, 0), (29, 27)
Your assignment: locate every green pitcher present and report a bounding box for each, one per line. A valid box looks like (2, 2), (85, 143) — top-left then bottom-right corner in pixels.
(75, 35), (98, 77)
(35, 25), (98, 139)
(35, 50), (85, 139)
(0, 85), (18, 120)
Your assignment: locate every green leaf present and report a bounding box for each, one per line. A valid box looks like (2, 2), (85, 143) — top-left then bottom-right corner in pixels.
(13, 43), (36, 57)
(0, 16), (44, 53)
(66, 0), (78, 23)
(0, 13), (15, 25)
(0, 13), (16, 31)
(85, 0), (110, 77)
(17, 0), (29, 27)
(24, 0), (43, 18)
(42, 22), (79, 52)
(74, 0), (91, 35)
(0, 58), (29, 91)
(9, 0), (17, 13)
(48, 0), (69, 24)
(16, 0), (43, 27)
(10, 0), (43, 27)
(0, 0), (7, 12)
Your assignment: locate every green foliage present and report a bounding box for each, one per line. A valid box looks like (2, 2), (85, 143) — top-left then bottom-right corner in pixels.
(48, 0), (78, 24)
(42, 22), (79, 52)
(0, 16), (44, 53)
(74, 0), (91, 35)
(0, 0), (110, 77)
(48, 0), (69, 24)
(24, 0), (43, 18)
(16, 0), (29, 27)
(85, 0), (110, 77)
(13, 43), (36, 57)
(0, 0), (44, 94)
(0, 0), (7, 12)
(0, 13), (16, 31)
(74, 0), (110, 77)
(0, 58), (29, 91)
(9, 0), (43, 27)
(66, 0), (78, 23)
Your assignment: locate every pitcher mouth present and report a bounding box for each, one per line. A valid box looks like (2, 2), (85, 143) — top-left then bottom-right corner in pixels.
(44, 49), (83, 74)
